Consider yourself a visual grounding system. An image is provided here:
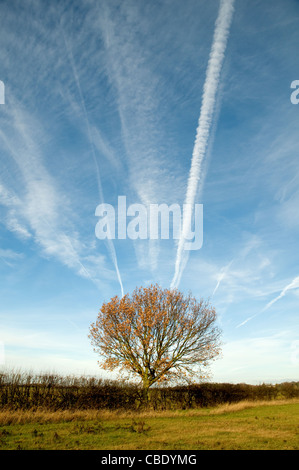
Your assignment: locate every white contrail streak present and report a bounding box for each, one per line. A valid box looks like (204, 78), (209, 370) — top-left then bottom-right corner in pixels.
(261, 276), (299, 312)
(236, 275), (299, 328)
(171, 0), (235, 289)
(212, 259), (234, 297)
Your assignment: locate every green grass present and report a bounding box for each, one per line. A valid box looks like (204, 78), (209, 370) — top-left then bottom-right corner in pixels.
(0, 400), (298, 450)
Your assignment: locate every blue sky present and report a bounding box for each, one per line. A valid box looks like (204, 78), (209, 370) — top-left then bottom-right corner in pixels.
(0, 0), (298, 384)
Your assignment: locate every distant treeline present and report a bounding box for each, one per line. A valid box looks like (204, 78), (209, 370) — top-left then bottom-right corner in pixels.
(0, 370), (298, 411)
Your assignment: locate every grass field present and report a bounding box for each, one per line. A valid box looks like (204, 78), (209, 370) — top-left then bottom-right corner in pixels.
(0, 399), (298, 450)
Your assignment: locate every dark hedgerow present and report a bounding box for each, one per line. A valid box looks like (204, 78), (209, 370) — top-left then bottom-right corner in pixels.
(0, 370), (298, 411)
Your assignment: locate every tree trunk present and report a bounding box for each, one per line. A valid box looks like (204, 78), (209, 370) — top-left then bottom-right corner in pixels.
(140, 384), (150, 408)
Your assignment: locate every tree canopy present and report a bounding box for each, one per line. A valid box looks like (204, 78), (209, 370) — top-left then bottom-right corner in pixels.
(89, 284), (222, 392)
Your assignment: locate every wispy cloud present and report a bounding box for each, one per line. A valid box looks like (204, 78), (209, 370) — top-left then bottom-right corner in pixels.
(0, 248), (24, 267)
(171, 0), (235, 289)
(0, 98), (116, 290)
(98, 2), (189, 273)
(0, 3), (126, 295)
(62, 31), (124, 296)
(211, 236), (267, 298)
(0, 184), (32, 239)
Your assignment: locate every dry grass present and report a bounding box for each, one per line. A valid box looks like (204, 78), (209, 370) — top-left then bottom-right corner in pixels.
(0, 408), (102, 425)
(1, 398), (298, 425)
(0, 399), (298, 450)
(208, 398), (299, 414)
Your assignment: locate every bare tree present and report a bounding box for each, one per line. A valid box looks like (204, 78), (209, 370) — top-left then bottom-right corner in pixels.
(89, 284), (222, 402)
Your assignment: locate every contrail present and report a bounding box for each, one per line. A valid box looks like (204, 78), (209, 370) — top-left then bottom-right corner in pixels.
(237, 275), (299, 328)
(171, 0), (235, 289)
(63, 32), (124, 297)
(262, 276), (299, 312)
(212, 259), (234, 297)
